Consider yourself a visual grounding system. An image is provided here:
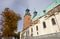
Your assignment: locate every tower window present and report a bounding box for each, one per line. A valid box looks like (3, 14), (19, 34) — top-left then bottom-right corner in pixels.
(51, 18), (56, 25)
(36, 26), (38, 31)
(43, 22), (46, 28)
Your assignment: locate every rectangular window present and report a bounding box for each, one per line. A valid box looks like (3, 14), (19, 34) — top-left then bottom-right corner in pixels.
(43, 22), (46, 28)
(37, 32), (38, 35)
(31, 28), (33, 32)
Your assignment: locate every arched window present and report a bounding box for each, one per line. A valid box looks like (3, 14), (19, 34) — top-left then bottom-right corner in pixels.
(43, 22), (46, 28)
(51, 18), (56, 25)
(36, 26), (38, 31)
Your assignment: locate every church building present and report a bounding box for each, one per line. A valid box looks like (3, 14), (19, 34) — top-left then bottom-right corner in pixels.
(20, 0), (60, 39)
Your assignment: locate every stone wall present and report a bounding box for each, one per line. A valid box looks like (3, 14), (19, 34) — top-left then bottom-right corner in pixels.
(24, 32), (60, 39)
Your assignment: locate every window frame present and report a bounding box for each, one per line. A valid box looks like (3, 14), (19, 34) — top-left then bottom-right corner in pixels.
(36, 26), (38, 31)
(51, 18), (56, 25)
(43, 21), (46, 28)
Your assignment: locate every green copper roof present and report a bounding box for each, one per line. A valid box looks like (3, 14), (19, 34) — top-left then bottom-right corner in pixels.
(32, 0), (60, 22)
(46, 0), (60, 13)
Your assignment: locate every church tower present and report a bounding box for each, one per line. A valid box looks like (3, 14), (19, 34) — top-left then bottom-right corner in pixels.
(23, 9), (31, 30)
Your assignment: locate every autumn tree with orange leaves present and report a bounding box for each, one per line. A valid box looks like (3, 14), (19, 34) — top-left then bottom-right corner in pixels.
(2, 8), (21, 37)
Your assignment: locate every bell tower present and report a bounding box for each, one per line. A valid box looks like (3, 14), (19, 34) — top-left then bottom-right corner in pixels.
(23, 9), (31, 30)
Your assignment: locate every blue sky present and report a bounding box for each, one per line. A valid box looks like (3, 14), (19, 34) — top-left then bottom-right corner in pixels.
(0, 0), (54, 32)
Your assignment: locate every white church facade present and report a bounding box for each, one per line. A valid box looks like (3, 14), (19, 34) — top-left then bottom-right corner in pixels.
(20, 0), (60, 39)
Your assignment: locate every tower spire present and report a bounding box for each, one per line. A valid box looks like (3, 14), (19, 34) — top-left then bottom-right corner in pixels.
(25, 8), (30, 13)
(33, 10), (37, 18)
(23, 8), (31, 30)
(25, 8), (31, 16)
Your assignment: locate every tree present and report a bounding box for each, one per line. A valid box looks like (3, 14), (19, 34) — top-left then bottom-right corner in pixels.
(14, 32), (20, 39)
(2, 8), (21, 39)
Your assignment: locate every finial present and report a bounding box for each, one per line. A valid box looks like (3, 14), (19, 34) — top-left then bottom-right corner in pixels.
(43, 10), (46, 14)
(25, 8), (30, 13)
(33, 10), (37, 18)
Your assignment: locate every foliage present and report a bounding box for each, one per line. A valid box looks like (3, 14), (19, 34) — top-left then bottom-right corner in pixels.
(2, 8), (21, 37)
